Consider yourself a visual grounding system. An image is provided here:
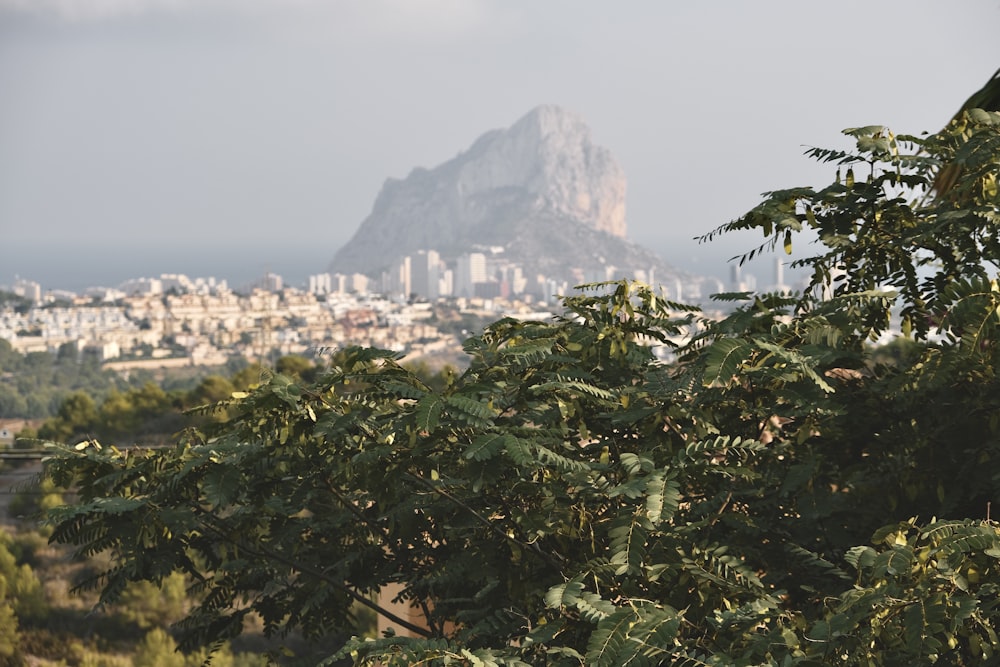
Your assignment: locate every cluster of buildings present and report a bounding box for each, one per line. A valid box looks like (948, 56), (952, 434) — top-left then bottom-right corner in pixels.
(345, 248), (796, 304)
(0, 252), (803, 376)
(0, 271), (562, 373)
(375, 249), (540, 301)
(729, 258), (794, 295)
(328, 248), (668, 302)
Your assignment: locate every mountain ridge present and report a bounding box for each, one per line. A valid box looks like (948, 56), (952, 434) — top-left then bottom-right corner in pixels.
(329, 105), (679, 287)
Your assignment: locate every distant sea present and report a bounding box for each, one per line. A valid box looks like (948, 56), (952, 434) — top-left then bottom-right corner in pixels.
(2, 235), (793, 297)
(2, 240), (343, 294)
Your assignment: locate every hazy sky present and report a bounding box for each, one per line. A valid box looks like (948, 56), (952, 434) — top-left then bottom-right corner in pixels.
(1, 0), (998, 290)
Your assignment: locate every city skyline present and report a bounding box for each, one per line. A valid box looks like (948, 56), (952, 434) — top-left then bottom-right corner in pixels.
(5, 242), (802, 307)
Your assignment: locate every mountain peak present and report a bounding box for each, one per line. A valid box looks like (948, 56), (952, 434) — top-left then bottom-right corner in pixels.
(455, 105), (625, 238)
(512, 104), (589, 135)
(329, 107), (663, 284)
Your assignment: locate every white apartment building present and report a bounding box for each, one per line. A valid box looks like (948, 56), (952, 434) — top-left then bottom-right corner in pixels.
(120, 277), (164, 296)
(12, 278), (42, 302)
(454, 253), (487, 298)
(410, 250), (441, 300)
(308, 273), (332, 295)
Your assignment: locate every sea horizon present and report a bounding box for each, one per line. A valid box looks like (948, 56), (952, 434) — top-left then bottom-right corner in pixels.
(1, 239), (344, 294)
(1, 235), (772, 297)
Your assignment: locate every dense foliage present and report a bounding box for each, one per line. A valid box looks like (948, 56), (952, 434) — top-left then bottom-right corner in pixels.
(0, 339), (130, 420)
(0, 523), (277, 666)
(41, 101), (1000, 666)
(21, 357), (452, 447)
(0, 336), (251, 423)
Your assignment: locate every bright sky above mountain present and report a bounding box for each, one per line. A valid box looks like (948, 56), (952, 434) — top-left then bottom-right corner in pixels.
(1, 0), (997, 290)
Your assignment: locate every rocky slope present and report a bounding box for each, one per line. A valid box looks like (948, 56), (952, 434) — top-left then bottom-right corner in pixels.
(329, 105), (675, 283)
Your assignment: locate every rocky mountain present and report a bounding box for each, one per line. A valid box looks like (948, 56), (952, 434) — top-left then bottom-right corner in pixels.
(329, 105), (676, 285)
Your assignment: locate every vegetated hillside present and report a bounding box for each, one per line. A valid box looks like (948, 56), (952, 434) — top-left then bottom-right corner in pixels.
(0, 337), (247, 421)
(0, 353), (460, 664)
(0, 339), (130, 420)
(23, 354), (456, 447)
(0, 517), (342, 665)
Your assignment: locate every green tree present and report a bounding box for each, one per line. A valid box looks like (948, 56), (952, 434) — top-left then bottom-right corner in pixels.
(402, 359), (457, 392)
(89, 382), (184, 443)
(230, 363), (268, 392)
(0, 536), (22, 664)
(0, 532), (45, 626)
(186, 374), (237, 407)
(0, 604), (19, 663)
(37, 391), (97, 443)
(182, 374), (240, 424)
(116, 572), (190, 630)
(96, 389), (139, 438)
(0, 338), (155, 420)
(133, 628), (185, 667)
(275, 354), (318, 383)
(8, 477), (64, 525)
(42, 103), (1000, 665)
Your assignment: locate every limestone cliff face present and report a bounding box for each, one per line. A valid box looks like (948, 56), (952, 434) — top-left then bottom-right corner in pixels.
(453, 105), (626, 238)
(330, 106), (663, 280)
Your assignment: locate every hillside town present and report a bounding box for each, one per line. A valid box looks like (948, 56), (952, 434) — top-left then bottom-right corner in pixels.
(0, 270), (570, 374)
(0, 245), (803, 382)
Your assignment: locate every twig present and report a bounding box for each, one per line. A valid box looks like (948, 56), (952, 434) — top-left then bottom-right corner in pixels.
(193, 509), (433, 638)
(321, 478), (443, 636)
(404, 472), (565, 571)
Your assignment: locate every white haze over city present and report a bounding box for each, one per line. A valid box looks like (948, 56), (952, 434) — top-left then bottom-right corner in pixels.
(0, 0), (997, 292)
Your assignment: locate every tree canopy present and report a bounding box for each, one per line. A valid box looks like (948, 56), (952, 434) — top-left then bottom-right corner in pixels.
(41, 102), (1000, 666)
(0, 339), (132, 420)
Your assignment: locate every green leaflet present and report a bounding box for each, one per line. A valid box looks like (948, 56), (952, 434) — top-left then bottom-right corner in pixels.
(445, 394), (496, 425)
(585, 608), (633, 667)
(609, 512), (649, 575)
(534, 444), (590, 472)
(464, 433), (509, 461)
(584, 604), (681, 667)
(544, 579), (585, 609)
(202, 463), (243, 507)
(644, 469), (680, 526)
(414, 394), (443, 433)
(755, 340), (835, 393)
(502, 436), (535, 468)
(530, 378), (616, 401)
(702, 338), (752, 388)
(81, 496), (145, 516)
